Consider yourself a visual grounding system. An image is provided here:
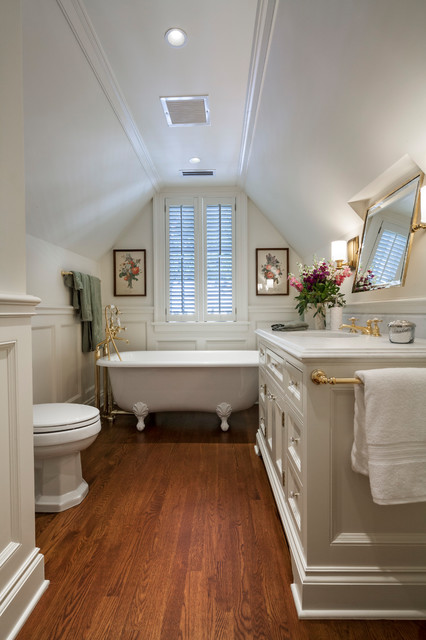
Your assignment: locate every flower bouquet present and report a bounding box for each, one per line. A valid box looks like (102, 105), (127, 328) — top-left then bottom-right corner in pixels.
(118, 253), (142, 289)
(288, 258), (352, 323)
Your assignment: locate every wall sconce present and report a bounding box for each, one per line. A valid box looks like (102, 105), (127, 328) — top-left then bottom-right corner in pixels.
(331, 240), (348, 269)
(412, 185), (426, 232)
(331, 238), (359, 269)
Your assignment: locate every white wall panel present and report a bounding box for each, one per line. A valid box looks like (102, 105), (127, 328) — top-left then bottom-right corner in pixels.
(32, 326), (55, 403)
(0, 343), (15, 554)
(60, 322), (81, 402)
(31, 308), (95, 405)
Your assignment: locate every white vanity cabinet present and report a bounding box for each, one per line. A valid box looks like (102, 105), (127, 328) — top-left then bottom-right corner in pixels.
(255, 328), (426, 619)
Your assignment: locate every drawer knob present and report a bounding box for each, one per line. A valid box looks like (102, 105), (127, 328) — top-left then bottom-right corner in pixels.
(290, 436), (300, 444)
(290, 491), (300, 499)
(290, 380), (298, 387)
(267, 391), (276, 401)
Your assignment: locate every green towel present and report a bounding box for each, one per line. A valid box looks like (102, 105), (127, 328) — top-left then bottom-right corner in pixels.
(64, 271), (103, 352)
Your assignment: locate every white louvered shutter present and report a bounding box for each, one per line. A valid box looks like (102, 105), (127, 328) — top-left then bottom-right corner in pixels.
(371, 227), (407, 285)
(205, 203), (235, 320)
(167, 203), (196, 320)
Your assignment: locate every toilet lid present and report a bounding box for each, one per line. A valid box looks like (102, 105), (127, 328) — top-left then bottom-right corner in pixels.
(33, 403), (100, 433)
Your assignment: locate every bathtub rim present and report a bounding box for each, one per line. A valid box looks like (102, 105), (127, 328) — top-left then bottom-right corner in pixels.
(96, 349), (259, 368)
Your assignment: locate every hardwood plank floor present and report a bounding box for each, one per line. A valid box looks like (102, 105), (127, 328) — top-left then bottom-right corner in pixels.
(18, 407), (426, 640)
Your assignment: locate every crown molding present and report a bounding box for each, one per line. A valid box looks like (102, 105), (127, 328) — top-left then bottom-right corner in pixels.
(56, 0), (161, 191)
(238, 0), (278, 185)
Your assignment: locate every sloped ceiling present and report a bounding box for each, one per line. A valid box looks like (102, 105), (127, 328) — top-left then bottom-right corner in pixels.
(22, 0), (426, 261)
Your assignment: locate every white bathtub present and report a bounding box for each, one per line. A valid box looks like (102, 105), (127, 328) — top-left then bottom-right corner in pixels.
(97, 350), (259, 431)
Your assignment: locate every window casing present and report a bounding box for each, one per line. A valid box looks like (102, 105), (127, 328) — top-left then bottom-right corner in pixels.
(165, 196), (236, 322)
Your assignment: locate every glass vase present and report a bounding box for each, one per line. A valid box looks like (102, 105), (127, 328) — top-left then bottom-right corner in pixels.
(313, 304), (326, 330)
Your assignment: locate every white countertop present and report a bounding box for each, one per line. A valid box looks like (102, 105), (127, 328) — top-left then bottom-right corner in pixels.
(256, 329), (426, 361)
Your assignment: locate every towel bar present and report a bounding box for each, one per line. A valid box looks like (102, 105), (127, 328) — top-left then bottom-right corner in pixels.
(61, 270), (73, 276)
(311, 369), (362, 385)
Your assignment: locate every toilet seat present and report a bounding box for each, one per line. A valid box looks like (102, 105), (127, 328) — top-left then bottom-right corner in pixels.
(33, 403), (100, 433)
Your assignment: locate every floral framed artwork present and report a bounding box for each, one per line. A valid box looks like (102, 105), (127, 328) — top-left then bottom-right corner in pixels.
(113, 250), (146, 296)
(256, 248), (289, 295)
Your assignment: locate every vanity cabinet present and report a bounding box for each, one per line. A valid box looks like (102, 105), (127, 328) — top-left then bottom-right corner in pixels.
(255, 328), (426, 619)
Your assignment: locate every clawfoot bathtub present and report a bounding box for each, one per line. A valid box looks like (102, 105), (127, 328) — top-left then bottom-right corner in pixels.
(96, 350), (259, 431)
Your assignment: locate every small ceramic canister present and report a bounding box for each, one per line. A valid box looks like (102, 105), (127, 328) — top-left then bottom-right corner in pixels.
(388, 320), (416, 344)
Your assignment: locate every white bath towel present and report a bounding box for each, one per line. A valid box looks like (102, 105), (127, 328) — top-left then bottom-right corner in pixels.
(351, 367), (426, 505)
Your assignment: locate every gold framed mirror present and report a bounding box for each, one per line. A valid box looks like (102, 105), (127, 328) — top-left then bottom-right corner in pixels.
(353, 173), (423, 292)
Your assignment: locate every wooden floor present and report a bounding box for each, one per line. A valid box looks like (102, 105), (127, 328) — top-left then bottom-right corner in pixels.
(18, 407), (426, 640)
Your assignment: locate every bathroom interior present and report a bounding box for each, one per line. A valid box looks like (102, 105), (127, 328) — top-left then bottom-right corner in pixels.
(1, 0), (426, 638)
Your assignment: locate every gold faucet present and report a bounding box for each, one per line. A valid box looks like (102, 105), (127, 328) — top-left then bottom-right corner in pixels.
(339, 317), (382, 336)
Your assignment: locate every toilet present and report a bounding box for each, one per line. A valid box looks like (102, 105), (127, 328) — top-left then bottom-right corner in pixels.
(33, 403), (101, 513)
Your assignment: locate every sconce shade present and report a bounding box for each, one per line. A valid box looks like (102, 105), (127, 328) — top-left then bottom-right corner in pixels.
(331, 240), (348, 263)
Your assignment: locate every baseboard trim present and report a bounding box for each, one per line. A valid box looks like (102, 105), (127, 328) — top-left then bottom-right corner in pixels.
(1, 550), (49, 640)
(291, 583), (426, 619)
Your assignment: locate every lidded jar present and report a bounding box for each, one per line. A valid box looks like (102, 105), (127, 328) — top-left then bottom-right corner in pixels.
(388, 320), (416, 344)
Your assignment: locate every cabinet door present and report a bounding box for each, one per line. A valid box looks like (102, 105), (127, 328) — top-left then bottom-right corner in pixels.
(258, 368), (267, 439)
(265, 381), (285, 481)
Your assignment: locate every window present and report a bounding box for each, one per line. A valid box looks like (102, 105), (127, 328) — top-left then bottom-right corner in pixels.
(166, 197), (235, 321)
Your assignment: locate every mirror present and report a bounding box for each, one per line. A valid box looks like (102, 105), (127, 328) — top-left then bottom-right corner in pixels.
(353, 174), (423, 292)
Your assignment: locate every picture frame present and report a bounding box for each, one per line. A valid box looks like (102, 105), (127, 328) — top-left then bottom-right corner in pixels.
(256, 248), (289, 295)
(113, 249), (146, 296)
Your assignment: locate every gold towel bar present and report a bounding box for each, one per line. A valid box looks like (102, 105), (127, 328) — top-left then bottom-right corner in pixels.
(61, 270), (73, 276)
(311, 369), (362, 385)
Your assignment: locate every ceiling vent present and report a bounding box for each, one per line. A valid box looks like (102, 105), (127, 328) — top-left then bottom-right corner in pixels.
(160, 96), (210, 126)
(180, 170), (215, 177)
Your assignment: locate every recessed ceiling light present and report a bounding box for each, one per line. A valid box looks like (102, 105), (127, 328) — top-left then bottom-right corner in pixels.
(165, 28), (187, 48)
(189, 157), (201, 164)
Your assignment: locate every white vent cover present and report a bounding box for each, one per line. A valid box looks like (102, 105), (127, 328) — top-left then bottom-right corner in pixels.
(160, 96), (210, 126)
(180, 170), (215, 177)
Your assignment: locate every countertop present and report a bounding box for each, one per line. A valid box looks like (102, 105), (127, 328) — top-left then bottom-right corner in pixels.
(255, 329), (426, 361)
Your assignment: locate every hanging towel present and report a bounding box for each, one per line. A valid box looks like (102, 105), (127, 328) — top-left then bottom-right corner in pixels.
(351, 368), (426, 505)
(64, 271), (103, 352)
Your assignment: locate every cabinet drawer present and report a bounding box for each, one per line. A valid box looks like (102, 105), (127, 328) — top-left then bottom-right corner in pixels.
(287, 463), (303, 533)
(285, 361), (303, 414)
(287, 412), (302, 474)
(266, 348), (284, 383)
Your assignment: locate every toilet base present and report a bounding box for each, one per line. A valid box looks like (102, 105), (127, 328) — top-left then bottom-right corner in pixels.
(35, 479), (89, 512)
(34, 451), (89, 513)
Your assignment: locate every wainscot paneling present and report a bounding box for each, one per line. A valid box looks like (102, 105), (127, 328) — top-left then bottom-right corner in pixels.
(32, 306), (95, 405)
(0, 295), (48, 640)
(111, 304), (300, 352)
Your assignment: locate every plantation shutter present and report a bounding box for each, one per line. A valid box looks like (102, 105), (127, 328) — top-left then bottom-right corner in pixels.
(370, 226), (407, 284)
(167, 202), (196, 319)
(205, 203), (234, 319)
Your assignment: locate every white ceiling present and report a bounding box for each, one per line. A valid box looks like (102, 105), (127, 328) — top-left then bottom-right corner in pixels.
(22, 0), (426, 261)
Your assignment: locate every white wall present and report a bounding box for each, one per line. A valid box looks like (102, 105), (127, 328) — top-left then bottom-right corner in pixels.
(27, 235), (101, 404)
(98, 195), (302, 351)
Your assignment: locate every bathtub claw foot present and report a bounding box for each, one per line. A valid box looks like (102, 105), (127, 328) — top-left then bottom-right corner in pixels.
(216, 402), (232, 431)
(132, 402), (149, 431)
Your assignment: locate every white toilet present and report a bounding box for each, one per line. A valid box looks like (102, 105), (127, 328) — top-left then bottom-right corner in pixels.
(33, 403), (101, 513)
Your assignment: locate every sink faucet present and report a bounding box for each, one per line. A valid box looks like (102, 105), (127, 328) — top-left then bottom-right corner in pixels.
(339, 317), (382, 336)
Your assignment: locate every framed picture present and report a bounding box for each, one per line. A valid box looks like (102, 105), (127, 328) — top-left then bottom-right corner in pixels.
(113, 250), (146, 296)
(256, 248), (289, 295)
